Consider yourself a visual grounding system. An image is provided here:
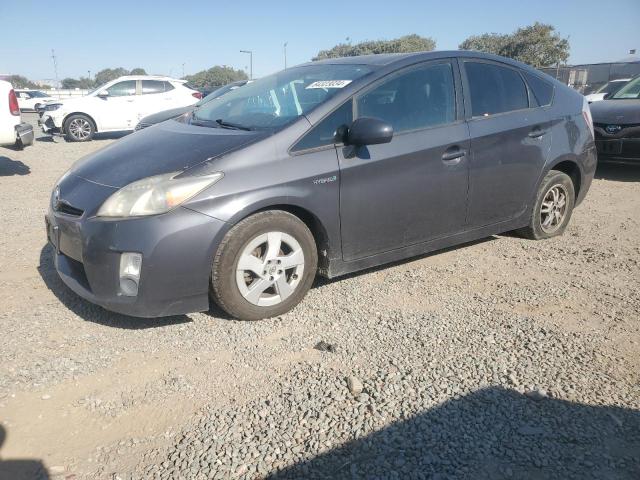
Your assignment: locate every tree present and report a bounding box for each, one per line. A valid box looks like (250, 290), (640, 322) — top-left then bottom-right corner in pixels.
(459, 22), (569, 68)
(93, 67), (129, 86)
(313, 34), (436, 61)
(7, 75), (39, 89)
(61, 77), (95, 89)
(130, 68), (147, 75)
(183, 66), (248, 89)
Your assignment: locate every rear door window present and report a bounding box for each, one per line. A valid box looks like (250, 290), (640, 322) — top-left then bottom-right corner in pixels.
(141, 80), (174, 94)
(464, 61), (529, 117)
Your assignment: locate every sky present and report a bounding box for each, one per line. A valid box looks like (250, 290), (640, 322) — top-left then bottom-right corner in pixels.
(1, 0), (638, 82)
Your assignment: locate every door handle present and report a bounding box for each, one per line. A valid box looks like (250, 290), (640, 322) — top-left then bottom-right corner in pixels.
(528, 127), (547, 138)
(442, 148), (466, 162)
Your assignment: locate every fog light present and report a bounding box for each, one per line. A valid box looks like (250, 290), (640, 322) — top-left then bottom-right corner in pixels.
(119, 252), (142, 297)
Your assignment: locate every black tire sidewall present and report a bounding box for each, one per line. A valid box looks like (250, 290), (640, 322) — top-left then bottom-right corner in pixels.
(529, 171), (575, 239)
(211, 211), (318, 321)
(64, 114), (95, 142)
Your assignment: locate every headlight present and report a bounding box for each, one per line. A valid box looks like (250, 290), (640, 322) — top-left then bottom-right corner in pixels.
(97, 171), (223, 217)
(44, 103), (62, 111)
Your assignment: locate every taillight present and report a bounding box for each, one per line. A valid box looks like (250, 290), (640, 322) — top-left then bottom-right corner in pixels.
(582, 97), (594, 140)
(8, 89), (20, 116)
(192, 92), (203, 99)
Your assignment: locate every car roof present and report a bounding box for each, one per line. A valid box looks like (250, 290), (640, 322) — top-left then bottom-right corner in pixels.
(113, 75), (186, 83)
(303, 50), (525, 67)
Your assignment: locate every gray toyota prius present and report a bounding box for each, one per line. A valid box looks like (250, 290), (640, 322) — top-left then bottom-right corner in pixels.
(46, 51), (597, 320)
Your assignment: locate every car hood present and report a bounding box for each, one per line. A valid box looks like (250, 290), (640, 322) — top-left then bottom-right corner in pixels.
(49, 96), (94, 109)
(68, 119), (268, 188)
(590, 99), (640, 124)
(139, 106), (194, 125)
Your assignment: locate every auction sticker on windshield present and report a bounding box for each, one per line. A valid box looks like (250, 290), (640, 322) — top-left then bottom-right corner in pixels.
(306, 80), (352, 89)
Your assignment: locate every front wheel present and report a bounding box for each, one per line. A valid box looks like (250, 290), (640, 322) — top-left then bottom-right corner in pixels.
(517, 170), (575, 240)
(64, 114), (95, 142)
(211, 211), (318, 321)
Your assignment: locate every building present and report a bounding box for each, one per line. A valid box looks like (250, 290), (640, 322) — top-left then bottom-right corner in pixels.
(542, 50), (640, 94)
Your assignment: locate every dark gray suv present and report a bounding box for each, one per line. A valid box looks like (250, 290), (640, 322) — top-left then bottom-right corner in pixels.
(46, 51), (596, 320)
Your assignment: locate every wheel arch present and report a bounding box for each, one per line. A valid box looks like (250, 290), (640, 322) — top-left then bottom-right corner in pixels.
(546, 156), (583, 200)
(226, 202), (335, 275)
(62, 112), (98, 132)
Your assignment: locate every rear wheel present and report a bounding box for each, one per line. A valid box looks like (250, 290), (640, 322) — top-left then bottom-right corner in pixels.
(211, 211), (317, 321)
(518, 170), (575, 240)
(64, 114), (95, 142)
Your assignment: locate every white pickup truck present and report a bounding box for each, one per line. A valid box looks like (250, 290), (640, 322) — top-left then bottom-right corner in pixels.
(0, 80), (34, 148)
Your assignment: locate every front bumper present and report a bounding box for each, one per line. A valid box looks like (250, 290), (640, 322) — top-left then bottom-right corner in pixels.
(594, 124), (640, 163)
(46, 206), (229, 318)
(39, 114), (62, 135)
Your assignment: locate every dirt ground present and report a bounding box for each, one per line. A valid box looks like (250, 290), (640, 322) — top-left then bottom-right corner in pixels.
(0, 114), (638, 479)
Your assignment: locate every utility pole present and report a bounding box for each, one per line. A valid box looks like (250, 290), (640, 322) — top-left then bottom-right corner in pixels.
(284, 42), (288, 69)
(182, 63), (185, 77)
(51, 49), (59, 88)
(87, 70), (91, 80)
(240, 50), (253, 80)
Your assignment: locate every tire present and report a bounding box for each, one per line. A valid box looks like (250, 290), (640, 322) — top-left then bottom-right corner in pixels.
(517, 170), (575, 240)
(211, 211), (318, 321)
(64, 114), (95, 142)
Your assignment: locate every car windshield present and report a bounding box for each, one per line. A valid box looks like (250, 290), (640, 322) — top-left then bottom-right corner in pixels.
(30, 90), (49, 97)
(87, 83), (109, 96)
(595, 80), (628, 95)
(192, 64), (373, 130)
(195, 82), (244, 107)
(611, 76), (640, 99)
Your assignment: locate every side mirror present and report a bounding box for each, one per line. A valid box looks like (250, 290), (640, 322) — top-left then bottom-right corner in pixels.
(346, 117), (393, 146)
(97, 90), (109, 98)
(603, 93), (611, 100)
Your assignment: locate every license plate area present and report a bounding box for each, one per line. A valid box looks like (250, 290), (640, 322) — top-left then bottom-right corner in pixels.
(597, 140), (623, 154)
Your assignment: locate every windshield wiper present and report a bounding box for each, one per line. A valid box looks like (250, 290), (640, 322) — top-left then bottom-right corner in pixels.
(215, 119), (253, 131)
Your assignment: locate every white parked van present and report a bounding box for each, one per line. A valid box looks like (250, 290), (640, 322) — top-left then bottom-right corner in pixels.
(0, 80), (34, 148)
(40, 75), (201, 141)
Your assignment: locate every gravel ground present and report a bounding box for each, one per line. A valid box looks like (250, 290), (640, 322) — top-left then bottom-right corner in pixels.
(0, 114), (638, 479)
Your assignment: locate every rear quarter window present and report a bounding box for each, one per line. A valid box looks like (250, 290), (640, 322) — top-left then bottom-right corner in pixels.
(524, 72), (554, 107)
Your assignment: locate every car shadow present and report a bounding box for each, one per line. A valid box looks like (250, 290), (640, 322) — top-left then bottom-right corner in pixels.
(268, 387), (640, 479)
(595, 162), (640, 182)
(37, 244), (191, 329)
(312, 236), (497, 288)
(0, 156), (30, 176)
(0, 425), (49, 480)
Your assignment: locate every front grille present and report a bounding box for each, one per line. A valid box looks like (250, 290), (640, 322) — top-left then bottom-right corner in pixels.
(55, 200), (84, 217)
(594, 123), (640, 139)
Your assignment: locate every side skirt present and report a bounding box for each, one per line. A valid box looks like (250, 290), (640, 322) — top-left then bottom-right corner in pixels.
(323, 214), (528, 279)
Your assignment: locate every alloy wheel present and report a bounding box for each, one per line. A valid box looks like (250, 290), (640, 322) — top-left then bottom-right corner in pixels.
(68, 118), (92, 140)
(235, 231), (305, 307)
(540, 184), (568, 234)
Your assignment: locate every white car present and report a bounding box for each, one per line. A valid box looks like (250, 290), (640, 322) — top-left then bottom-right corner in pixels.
(40, 75), (201, 141)
(0, 80), (34, 148)
(15, 89), (56, 112)
(585, 78), (631, 103)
